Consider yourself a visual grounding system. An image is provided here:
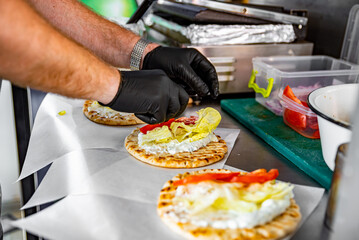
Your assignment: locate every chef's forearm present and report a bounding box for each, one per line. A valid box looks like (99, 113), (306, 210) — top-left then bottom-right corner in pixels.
(0, 0), (119, 104)
(27, 0), (158, 68)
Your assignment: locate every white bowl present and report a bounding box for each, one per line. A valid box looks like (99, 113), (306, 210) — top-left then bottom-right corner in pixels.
(308, 84), (359, 170)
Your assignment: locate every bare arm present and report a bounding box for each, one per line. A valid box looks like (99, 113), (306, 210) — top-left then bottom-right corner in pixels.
(27, 0), (159, 68)
(0, 0), (119, 104)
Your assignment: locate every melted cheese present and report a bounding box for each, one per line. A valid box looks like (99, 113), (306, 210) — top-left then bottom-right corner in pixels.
(138, 132), (218, 154)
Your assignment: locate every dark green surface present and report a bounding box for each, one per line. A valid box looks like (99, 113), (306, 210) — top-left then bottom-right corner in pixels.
(221, 98), (332, 189)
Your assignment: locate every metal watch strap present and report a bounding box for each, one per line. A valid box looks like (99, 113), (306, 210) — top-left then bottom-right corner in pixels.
(130, 38), (149, 71)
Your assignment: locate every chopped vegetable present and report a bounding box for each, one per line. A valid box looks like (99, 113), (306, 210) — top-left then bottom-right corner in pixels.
(229, 169), (279, 184)
(173, 172), (240, 186)
(313, 130), (320, 138)
(139, 118), (175, 134)
(140, 126), (173, 144)
(284, 108), (307, 129)
(173, 169), (279, 186)
(175, 116), (198, 125)
(283, 86), (302, 105)
(171, 107), (221, 142)
(283, 86), (307, 129)
(301, 101), (309, 108)
(282, 85), (320, 138)
(139, 107), (221, 144)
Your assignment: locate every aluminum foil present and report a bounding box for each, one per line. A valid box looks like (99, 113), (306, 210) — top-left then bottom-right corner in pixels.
(184, 24), (296, 45)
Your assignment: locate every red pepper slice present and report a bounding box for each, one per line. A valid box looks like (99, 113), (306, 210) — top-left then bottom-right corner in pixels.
(301, 101), (309, 108)
(173, 169), (279, 186)
(283, 86), (302, 105)
(284, 108), (307, 129)
(173, 172), (240, 186)
(229, 169), (279, 184)
(140, 116), (198, 134)
(313, 130), (320, 138)
(139, 118), (175, 134)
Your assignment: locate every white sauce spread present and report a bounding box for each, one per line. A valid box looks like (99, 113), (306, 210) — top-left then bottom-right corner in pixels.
(168, 182), (293, 229)
(138, 132), (218, 154)
(87, 101), (133, 119)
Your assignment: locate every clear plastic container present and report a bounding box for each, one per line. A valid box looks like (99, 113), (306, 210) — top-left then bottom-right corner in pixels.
(249, 55), (359, 115)
(279, 90), (319, 139)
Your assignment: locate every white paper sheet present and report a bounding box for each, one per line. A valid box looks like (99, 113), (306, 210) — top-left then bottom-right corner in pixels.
(19, 94), (239, 180)
(21, 128), (239, 209)
(12, 184), (324, 240)
(19, 94), (140, 180)
(14, 194), (183, 240)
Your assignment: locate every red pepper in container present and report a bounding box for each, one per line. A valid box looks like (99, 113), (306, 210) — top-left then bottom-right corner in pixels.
(284, 109), (307, 129)
(283, 86), (302, 104)
(281, 86), (320, 139)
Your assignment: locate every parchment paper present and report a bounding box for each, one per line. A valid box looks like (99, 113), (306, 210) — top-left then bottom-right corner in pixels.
(19, 94), (239, 180)
(21, 128), (239, 209)
(12, 184), (324, 240)
(19, 94), (140, 180)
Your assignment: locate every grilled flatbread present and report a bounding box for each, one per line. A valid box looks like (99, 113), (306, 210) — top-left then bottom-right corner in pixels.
(83, 100), (143, 126)
(158, 169), (301, 240)
(125, 129), (228, 168)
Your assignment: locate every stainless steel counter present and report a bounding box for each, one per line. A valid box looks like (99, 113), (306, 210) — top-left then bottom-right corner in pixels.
(186, 99), (330, 239)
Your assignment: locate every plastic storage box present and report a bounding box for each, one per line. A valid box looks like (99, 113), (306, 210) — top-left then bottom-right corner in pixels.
(248, 4), (359, 115)
(249, 56), (359, 115)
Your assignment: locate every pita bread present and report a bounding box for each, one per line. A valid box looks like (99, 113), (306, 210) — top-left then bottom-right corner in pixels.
(158, 169), (301, 240)
(125, 129), (228, 168)
(83, 100), (143, 126)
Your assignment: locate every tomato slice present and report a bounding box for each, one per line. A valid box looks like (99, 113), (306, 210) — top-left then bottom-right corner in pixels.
(284, 108), (307, 129)
(139, 118), (175, 134)
(173, 169), (279, 186)
(283, 86), (302, 105)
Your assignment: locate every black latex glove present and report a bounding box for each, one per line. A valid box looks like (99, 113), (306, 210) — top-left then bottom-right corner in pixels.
(103, 70), (189, 124)
(142, 47), (219, 98)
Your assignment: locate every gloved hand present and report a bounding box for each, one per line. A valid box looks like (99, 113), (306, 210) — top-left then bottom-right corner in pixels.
(103, 70), (189, 124)
(142, 47), (219, 98)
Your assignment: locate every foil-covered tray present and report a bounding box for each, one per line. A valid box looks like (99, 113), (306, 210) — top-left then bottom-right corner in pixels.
(185, 23), (295, 45)
(145, 14), (296, 45)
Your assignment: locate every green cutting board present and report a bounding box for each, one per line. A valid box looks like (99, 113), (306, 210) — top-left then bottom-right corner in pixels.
(221, 98), (332, 189)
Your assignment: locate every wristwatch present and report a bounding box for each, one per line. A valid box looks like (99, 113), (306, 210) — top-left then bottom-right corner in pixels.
(130, 38), (150, 71)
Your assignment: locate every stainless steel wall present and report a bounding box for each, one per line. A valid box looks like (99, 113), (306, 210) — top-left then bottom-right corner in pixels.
(244, 0), (359, 58)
